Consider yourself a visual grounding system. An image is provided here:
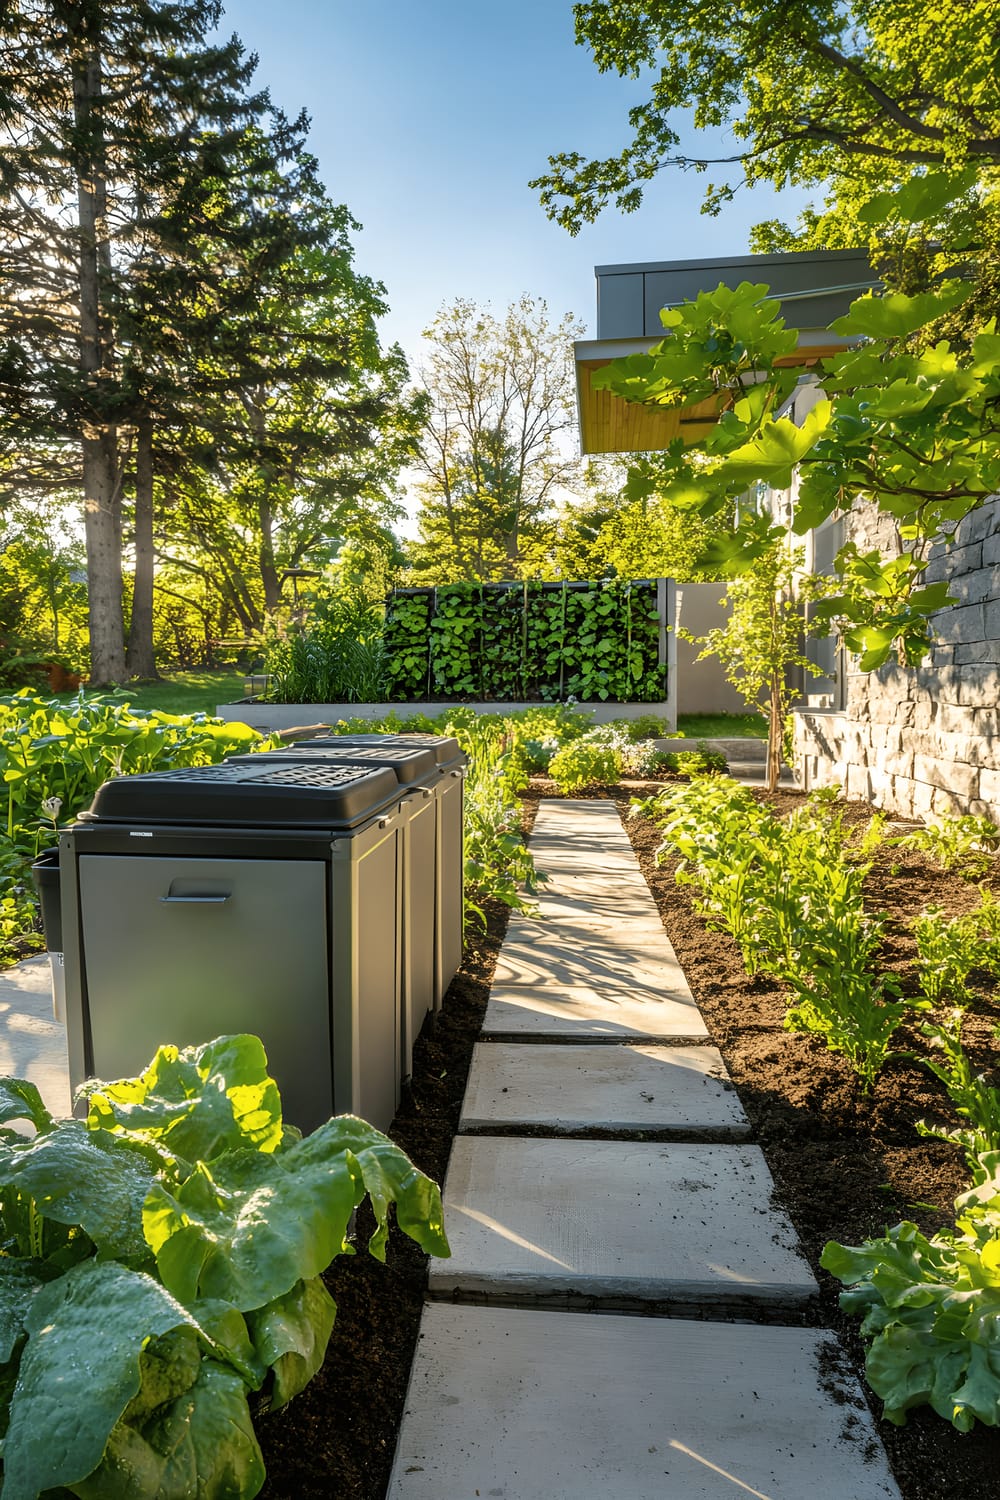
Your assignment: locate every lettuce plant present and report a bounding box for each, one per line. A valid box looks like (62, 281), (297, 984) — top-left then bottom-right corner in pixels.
(0, 1034), (449, 1500)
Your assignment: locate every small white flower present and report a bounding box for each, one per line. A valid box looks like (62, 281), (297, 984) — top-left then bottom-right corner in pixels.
(41, 795), (62, 820)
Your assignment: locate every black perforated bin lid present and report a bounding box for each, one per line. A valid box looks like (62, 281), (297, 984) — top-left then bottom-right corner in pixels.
(81, 760), (402, 829)
(226, 742), (439, 785)
(294, 733), (465, 769)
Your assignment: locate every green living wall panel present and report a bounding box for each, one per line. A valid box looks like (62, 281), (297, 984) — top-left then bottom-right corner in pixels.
(384, 580), (666, 703)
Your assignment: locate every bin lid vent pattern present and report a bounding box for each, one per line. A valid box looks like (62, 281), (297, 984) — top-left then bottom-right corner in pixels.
(81, 759), (402, 829)
(297, 733), (465, 769)
(231, 742), (439, 785)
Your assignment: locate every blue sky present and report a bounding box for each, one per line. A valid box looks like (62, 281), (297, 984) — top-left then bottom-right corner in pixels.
(220, 0), (814, 364)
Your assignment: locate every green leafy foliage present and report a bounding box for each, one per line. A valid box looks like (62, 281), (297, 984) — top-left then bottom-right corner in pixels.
(589, 278), (1000, 671)
(0, 1034), (449, 1500)
(900, 816), (1000, 876)
(822, 1161), (1000, 1432)
(636, 777), (923, 1087)
(548, 741), (620, 794)
(261, 597), (388, 705)
(383, 580), (666, 704)
(913, 1010), (1000, 1175)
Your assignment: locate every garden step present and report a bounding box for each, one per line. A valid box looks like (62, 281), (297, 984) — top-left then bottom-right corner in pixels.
(482, 984), (709, 1042)
(530, 887), (664, 923)
(428, 1137), (816, 1311)
(493, 932), (696, 992)
(0, 957), (71, 1121)
(458, 1042), (749, 1137)
(503, 909), (668, 951)
(387, 1304), (901, 1500)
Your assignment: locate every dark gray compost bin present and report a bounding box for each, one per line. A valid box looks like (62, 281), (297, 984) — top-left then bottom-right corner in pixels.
(59, 759), (405, 1134)
(227, 743), (440, 1078)
(292, 735), (466, 1004)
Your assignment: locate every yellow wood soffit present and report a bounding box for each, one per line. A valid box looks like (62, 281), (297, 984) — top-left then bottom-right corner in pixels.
(578, 360), (724, 456)
(577, 343), (847, 455)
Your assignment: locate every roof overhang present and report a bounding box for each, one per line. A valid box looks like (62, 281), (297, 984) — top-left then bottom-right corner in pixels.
(575, 329), (857, 457)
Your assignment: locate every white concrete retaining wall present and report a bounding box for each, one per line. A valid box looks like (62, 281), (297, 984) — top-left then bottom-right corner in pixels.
(794, 496), (1000, 821)
(217, 700), (676, 734)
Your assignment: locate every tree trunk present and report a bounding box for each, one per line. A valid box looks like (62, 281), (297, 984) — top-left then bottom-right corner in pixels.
(258, 493), (281, 614)
(73, 26), (126, 686)
(766, 669), (783, 794)
(126, 417), (160, 678)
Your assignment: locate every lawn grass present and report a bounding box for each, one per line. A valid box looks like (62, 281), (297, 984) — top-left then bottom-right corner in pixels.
(676, 711), (768, 739)
(63, 670), (247, 716)
(50, 680), (770, 735)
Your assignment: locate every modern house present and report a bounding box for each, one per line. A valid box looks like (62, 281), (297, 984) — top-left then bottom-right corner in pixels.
(576, 248), (1000, 822)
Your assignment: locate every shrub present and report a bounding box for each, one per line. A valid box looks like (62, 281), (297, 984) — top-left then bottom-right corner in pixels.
(548, 740), (620, 793)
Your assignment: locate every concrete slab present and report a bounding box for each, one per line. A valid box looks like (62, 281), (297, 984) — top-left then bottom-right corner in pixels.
(459, 1043), (749, 1136)
(503, 913), (666, 950)
(493, 935), (693, 991)
(0, 958), (72, 1119)
(531, 888), (663, 924)
(430, 1137), (816, 1308)
(388, 1305), (900, 1499)
(483, 984), (709, 1041)
(529, 841), (638, 875)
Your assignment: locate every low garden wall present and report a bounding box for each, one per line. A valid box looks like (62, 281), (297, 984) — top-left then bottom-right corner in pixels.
(217, 699), (675, 733)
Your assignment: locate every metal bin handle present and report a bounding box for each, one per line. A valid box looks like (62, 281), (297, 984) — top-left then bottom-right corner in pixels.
(160, 894), (230, 904)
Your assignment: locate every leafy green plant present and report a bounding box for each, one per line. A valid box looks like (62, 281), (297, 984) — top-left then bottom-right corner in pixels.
(637, 777), (920, 1087)
(0, 1033), (449, 1499)
(548, 740), (620, 793)
(660, 743), (728, 776)
(384, 579), (666, 703)
(822, 1163), (1000, 1432)
(913, 907), (984, 1007)
(898, 815), (1000, 877)
(456, 720), (544, 924)
(262, 597), (389, 705)
(912, 1010), (1000, 1176)
(912, 891), (1000, 1007)
(0, 690), (269, 841)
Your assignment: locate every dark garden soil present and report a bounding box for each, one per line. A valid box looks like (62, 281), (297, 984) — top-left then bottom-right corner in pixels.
(258, 783), (1000, 1500)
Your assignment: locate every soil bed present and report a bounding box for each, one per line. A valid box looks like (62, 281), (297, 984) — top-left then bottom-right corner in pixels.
(257, 783), (1000, 1500)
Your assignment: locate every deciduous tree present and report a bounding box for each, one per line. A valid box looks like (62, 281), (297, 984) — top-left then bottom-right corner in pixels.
(407, 297), (583, 582)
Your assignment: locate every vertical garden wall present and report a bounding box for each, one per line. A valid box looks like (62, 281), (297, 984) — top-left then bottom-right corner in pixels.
(383, 580), (667, 703)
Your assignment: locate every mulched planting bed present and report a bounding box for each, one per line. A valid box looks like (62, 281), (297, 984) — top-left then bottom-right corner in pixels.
(256, 782), (1000, 1499)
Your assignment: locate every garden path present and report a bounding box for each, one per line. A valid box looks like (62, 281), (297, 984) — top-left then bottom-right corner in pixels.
(388, 799), (901, 1499)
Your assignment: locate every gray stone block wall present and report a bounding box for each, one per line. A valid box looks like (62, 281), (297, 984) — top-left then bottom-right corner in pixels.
(794, 496), (1000, 822)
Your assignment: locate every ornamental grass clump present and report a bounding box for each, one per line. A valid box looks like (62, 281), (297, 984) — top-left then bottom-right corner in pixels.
(0, 1034), (449, 1500)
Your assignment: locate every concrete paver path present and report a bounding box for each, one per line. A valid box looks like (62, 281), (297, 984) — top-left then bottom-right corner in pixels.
(390, 798), (901, 1498)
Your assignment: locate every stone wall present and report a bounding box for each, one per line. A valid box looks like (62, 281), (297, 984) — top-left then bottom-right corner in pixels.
(794, 496), (1000, 822)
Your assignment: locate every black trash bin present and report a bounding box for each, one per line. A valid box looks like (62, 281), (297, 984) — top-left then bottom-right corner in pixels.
(293, 734), (467, 1003)
(228, 742), (440, 1080)
(31, 847), (65, 1022)
(60, 759), (406, 1133)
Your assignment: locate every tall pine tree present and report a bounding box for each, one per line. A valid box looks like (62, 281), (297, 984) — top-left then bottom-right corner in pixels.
(0, 0), (264, 682)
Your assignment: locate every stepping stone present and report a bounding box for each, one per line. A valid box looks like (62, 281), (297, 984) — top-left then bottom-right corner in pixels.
(503, 912), (666, 951)
(429, 1137), (816, 1309)
(531, 888), (663, 924)
(483, 984), (708, 1042)
(387, 1305), (901, 1499)
(494, 934), (692, 992)
(459, 1042), (749, 1137)
(0, 957), (71, 1120)
(529, 841), (638, 875)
